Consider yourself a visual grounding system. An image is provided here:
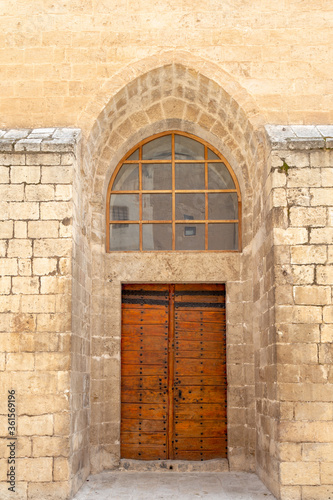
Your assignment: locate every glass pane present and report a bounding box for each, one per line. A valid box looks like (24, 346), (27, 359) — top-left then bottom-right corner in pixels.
(175, 135), (205, 160)
(142, 135), (172, 160)
(175, 193), (205, 220)
(143, 224), (172, 250)
(208, 163), (235, 189)
(110, 194), (139, 221)
(112, 164), (139, 191)
(208, 193), (238, 220)
(127, 149), (139, 160)
(175, 163), (205, 190)
(142, 194), (172, 221)
(175, 223), (205, 251)
(208, 223), (238, 250)
(109, 224), (139, 251)
(142, 163), (172, 190)
(208, 148), (219, 160)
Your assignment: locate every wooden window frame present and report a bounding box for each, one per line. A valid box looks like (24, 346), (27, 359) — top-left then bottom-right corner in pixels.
(106, 131), (242, 252)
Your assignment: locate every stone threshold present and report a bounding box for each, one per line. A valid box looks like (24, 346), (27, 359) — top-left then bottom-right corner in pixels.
(119, 458), (229, 472)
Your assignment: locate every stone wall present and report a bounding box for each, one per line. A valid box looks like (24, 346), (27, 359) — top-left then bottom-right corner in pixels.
(0, 128), (84, 500)
(265, 125), (333, 500)
(0, 3), (332, 129)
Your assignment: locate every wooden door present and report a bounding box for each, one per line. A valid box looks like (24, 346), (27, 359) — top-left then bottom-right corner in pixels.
(121, 284), (227, 461)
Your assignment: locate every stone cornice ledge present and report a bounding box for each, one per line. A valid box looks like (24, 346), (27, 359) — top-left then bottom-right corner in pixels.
(265, 125), (333, 150)
(0, 128), (82, 153)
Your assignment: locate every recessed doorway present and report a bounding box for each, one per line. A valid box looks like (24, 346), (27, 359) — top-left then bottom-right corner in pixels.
(121, 284), (227, 461)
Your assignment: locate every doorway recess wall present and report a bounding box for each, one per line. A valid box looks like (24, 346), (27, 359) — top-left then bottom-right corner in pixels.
(121, 284), (227, 461)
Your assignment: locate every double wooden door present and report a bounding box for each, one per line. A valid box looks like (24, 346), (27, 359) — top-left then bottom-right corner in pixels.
(121, 284), (227, 461)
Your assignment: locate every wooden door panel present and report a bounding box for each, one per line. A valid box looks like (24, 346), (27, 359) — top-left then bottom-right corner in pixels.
(174, 403), (227, 420)
(121, 376), (168, 390)
(121, 336), (167, 351)
(121, 403), (167, 420)
(121, 419), (167, 432)
(174, 420), (227, 437)
(121, 284), (227, 461)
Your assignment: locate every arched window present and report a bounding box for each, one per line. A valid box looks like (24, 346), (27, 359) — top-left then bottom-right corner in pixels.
(106, 132), (241, 251)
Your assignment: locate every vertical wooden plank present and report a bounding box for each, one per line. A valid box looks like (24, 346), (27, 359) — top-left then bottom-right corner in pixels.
(167, 284), (175, 459)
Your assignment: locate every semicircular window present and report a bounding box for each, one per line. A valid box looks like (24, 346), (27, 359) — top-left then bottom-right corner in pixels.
(107, 132), (241, 251)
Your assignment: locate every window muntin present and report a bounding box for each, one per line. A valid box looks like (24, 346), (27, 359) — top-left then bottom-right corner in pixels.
(107, 131), (241, 251)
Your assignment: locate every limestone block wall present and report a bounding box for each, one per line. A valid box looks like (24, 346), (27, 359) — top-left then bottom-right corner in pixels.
(0, 128), (83, 500)
(266, 125), (333, 500)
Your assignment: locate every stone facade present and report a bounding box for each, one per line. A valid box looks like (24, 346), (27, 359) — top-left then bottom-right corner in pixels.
(0, 3), (332, 499)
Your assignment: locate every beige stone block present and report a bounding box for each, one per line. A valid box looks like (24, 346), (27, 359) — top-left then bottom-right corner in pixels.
(11, 166), (40, 183)
(59, 219), (72, 237)
(0, 184), (24, 201)
(18, 415), (53, 436)
(293, 285), (331, 305)
(287, 169), (321, 188)
(0, 153), (25, 166)
(35, 352), (70, 371)
(310, 188), (333, 206)
(302, 486), (333, 500)
(322, 168), (333, 187)
(11, 313), (36, 333)
(295, 402), (333, 421)
(33, 239), (72, 257)
(280, 420), (333, 442)
(279, 383), (333, 403)
(291, 265), (315, 285)
(32, 436), (69, 457)
(0, 295), (20, 312)
(287, 188), (310, 207)
(279, 486), (301, 500)
(323, 305), (333, 323)
(8, 239), (32, 258)
(53, 457), (70, 481)
(319, 344), (333, 364)
(290, 245), (327, 265)
(6, 352), (34, 370)
(272, 169), (287, 188)
(54, 412), (70, 436)
(14, 221), (27, 238)
(280, 461), (320, 485)
(279, 442), (302, 461)
(277, 344), (318, 364)
(40, 201), (72, 220)
(12, 276), (39, 294)
(0, 276), (11, 294)
(27, 481), (70, 500)
(329, 247), (333, 264)
(21, 295), (56, 313)
(329, 208), (333, 227)
(33, 257), (58, 275)
(0, 166), (9, 183)
(275, 285), (293, 304)
(9, 202), (39, 220)
(26, 153), (60, 166)
(36, 313), (71, 332)
(0, 240), (6, 256)
(321, 324), (333, 342)
(302, 443), (333, 461)
(55, 184), (72, 201)
(273, 228), (308, 245)
(310, 228), (333, 244)
(18, 258), (32, 276)
(0, 220), (13, 238)
(289, 207), (326, 227)
(317, 266), (333, 285)
(18, 394), (68, 416)
(40, 276), (71, 294)
(25, 184), (55, 201)
(17, 457), (53, 482)
(272, 188), (287, 207)
(0, 482), (27, 500)
(28, 220), (59, 238)
(275, 305), (321, 324)
(41, 166), (72, 183)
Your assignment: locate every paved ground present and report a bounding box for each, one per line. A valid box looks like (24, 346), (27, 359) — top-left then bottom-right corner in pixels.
(73, 471), (276, 499)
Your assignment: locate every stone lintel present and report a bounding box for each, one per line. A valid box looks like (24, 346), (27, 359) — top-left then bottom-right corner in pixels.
(0, 127), (82, 153)
(265, 124), (333, 150)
